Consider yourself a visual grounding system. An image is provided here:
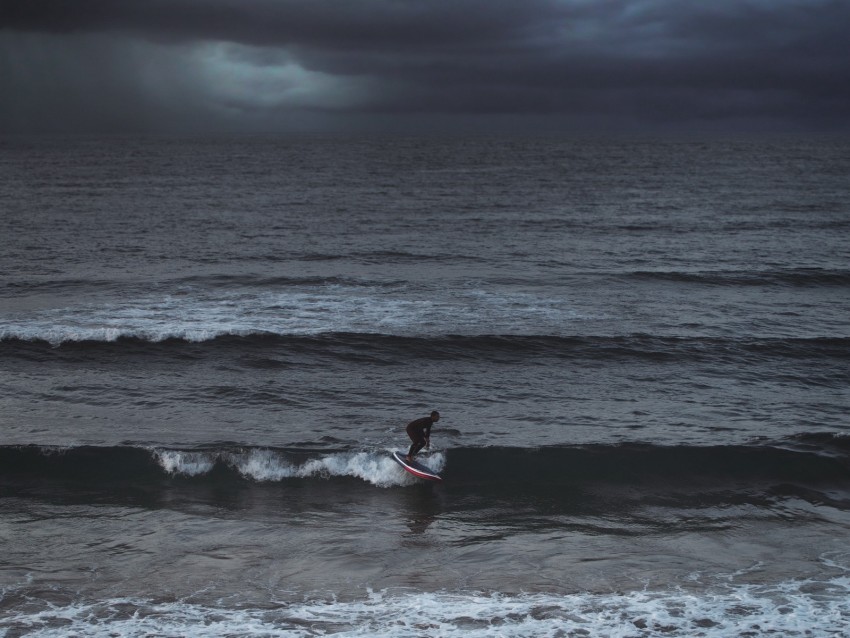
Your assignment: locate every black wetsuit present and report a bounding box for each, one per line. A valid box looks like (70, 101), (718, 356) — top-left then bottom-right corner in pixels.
(406, 416), (433, 458)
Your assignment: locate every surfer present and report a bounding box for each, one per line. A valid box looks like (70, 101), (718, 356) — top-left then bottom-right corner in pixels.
(406, 411), (440, 462)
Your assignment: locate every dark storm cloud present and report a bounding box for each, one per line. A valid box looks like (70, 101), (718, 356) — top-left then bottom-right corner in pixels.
(2, 0), (550, 49)
(1, 0), (848, 133)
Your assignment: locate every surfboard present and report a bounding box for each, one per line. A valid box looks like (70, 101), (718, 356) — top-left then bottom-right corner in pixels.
(391, 451), (442, 482)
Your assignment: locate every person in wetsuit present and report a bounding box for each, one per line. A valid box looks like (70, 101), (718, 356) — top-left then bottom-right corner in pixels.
(406, 411), (440, 462)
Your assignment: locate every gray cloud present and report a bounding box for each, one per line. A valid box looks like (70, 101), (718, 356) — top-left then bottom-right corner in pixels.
(1, 0), (848, 133)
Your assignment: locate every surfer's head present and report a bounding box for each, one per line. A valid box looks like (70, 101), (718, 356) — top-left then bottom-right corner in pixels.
(430, 410), (440, 422)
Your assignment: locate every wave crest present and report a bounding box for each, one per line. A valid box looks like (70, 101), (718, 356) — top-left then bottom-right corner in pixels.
(0, 438), (845, 490)
(145, 446), (445, 487)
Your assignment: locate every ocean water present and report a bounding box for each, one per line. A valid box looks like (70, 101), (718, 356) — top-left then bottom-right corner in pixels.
(1, 134), (849, 636)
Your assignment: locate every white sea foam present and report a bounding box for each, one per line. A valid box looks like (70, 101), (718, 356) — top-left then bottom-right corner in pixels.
(1, 286), (584, 344)
(153, 449), (216, 476)
(151, 448), (445, 488)
(2, 577), (849, 637)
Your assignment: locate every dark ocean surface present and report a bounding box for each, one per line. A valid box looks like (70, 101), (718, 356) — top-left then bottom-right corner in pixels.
(1, 135), (849, 636)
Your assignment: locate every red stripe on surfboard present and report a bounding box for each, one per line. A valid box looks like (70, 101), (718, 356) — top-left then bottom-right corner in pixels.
(403, 466), (442, 481)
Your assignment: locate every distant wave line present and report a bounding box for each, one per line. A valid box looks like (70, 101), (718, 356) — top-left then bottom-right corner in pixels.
(626, 267), (850, 287)
(2, 331), (848, 363)
(0, 274), (408, 296)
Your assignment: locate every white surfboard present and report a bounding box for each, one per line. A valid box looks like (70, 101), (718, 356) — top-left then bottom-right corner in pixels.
(391, 451), (442, 482)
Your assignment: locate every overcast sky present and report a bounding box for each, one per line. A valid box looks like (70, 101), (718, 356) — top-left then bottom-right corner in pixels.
(1, 0), (848, 134)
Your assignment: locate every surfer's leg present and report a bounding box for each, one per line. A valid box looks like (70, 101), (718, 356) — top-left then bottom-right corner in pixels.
(407, 437), (426, 461)
(406, 425), (424, 461)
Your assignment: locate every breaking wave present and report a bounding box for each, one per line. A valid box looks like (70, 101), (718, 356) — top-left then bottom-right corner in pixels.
(0, 445), (443, 488)
(2, 435), (848, 492)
